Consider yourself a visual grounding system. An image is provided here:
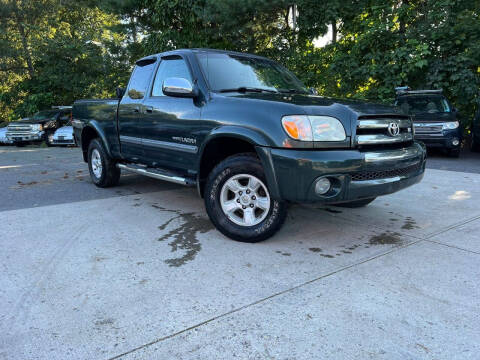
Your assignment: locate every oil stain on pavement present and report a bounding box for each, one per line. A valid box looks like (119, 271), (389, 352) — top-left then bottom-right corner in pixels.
(368, 231), (403, 245)
(153, 204), (214, 267)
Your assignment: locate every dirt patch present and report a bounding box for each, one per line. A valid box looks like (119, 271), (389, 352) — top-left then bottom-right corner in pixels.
(402, 217), (419, 230)
(154, 204), (214, 267)
(94, 318), (115, 326)
(275, 250), (291, 256)
(308, 247), (322, 253)
(369, 231), (403, 245)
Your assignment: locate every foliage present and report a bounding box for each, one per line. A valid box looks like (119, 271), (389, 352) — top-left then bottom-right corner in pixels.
(0, 0), (478, 127)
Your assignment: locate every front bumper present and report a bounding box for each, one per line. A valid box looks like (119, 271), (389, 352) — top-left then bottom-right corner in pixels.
(257, 141), (426, 203)
(414, 129), (462, 149)
(6, 131), (44, 143)
(52, 136), (75, 145)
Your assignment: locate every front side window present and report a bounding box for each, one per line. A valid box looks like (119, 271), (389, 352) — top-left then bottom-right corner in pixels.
(127, 61), (156, 99)
(152, 57), (192, 96)
(197, 52), (308, 93)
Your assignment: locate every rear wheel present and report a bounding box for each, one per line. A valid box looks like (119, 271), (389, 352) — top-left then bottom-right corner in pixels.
(335, 197), (376, 208)
(87, 138), (120, 187)
(204, 153), (287, 242)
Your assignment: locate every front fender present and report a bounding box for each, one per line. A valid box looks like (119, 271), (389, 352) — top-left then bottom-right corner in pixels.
(202, 125), (276, 149)
(198, 126), (282, 199)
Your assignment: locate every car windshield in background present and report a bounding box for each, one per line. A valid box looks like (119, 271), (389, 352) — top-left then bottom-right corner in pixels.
(33, 111), (58, 120)
(397, 96), (451, 115)
(197, 52), (308, 94)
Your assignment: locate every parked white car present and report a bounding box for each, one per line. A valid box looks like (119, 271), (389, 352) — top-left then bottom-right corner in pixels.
(0, 127), (13, 145)
(52, 125), (76, 146)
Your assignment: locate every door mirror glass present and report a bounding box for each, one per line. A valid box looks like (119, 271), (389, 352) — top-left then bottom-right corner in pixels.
(163, 77), (195, 97)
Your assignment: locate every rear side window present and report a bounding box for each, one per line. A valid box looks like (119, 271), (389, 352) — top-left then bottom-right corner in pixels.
(152, 57), (192, 97)
(127, 61), (156, 99)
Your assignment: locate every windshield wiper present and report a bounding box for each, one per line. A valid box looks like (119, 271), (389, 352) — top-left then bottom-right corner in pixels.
(218, 87), (278, 94)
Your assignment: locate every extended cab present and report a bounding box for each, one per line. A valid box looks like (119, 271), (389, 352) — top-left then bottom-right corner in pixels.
(73, 49), (426, 242)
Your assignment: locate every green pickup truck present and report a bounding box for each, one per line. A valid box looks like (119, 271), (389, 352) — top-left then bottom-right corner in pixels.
(73, 48), (426, 242)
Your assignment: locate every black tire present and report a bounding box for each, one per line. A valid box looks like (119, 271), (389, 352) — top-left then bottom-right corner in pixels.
(45, 132), (54, 147)
(204, 153), (287, 243)
(335, 197), (376, 208)
(471, 136), (480, 152)
(87, 138), (120, 187)
(447, 148), (460, 158)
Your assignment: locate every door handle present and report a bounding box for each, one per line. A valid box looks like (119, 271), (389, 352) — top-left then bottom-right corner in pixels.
(132, 107), (140, 113)
(145, 106), (153, 114)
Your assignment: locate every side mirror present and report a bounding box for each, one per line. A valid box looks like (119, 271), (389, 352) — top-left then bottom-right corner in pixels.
(163, 77), (196, 98)
(309, 87), (318, 95)
(116, 87), (125, 99)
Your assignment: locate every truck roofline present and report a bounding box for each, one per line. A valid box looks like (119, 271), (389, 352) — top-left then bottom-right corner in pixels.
(135, 48), (273, 65)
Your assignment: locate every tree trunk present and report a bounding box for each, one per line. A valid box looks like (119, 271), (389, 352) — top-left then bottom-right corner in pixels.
(15, 16), (34, 78)
(332, 21), (337, 44)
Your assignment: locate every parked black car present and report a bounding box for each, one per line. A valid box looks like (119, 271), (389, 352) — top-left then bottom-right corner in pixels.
(6, 107), (72, 147)
(395, 88), (463, 157)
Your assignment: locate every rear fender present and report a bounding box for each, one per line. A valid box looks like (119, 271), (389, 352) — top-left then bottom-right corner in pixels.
(81, 121), (113, 162)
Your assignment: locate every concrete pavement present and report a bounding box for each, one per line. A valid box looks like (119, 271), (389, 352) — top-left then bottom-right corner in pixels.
(0, 146), (479, 359)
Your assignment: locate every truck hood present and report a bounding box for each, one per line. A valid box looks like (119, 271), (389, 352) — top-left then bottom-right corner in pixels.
(223, 92), (403, 117)
(10, 118), (53, 125)
(411, 112), (457, 122)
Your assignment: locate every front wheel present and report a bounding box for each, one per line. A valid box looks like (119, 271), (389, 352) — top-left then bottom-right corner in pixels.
(447, 148), (460, 158)
(204, 153), (287, 243)
(45, 132), (54, 147)
(335, 197), (376, 208)
(471, 136), (480, 152)
(88, 138), (120, 187)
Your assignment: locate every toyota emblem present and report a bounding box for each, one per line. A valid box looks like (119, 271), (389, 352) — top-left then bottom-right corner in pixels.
(388, 122), (400, 136)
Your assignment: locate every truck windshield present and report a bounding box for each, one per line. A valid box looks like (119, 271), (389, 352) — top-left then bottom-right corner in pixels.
(197, 52), (308, 94)
(396, 96), (451, 115)
(33, 110), (58, 120)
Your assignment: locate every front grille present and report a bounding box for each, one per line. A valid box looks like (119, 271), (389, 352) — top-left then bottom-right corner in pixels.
(351, 162), (421, 181)
(414, 123), (443, 135)
(7, 124), (33, 132)
(53, 139), (74, 144)
(356, 115), (413, 147)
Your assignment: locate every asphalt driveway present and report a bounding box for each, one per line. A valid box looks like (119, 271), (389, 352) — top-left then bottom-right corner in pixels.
(1, 146), (479, 359)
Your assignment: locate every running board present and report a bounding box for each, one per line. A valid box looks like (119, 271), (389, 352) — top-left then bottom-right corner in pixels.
(117, 163), (195, 186)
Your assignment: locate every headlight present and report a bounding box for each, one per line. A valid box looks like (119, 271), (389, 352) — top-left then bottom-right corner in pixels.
(443, 121), (459, 130)
(281, 115), (346, 142)
(31, 124), (42, 131)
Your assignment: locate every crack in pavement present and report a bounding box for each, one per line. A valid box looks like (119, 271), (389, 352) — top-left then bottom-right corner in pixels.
(108, 212), (480, 359)
(424, 239), (480, 256)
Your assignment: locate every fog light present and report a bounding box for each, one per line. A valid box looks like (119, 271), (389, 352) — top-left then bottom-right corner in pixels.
(315, 177), (331, 195)
(452, 138), (460, 146)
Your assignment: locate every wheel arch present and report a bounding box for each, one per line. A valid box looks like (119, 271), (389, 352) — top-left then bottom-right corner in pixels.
(197, 127), (280, 199)
(80, 122), (112, 162)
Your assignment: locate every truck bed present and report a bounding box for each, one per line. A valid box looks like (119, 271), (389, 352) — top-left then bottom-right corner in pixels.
(73, 98), (120, 155)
